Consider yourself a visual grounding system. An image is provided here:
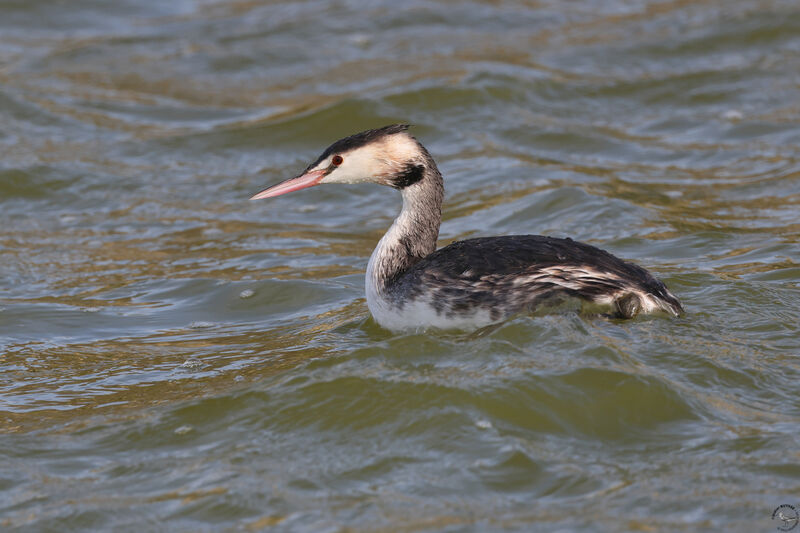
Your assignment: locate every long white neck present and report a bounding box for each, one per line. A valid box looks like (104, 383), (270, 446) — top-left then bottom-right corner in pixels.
(366, 162), (443, 298)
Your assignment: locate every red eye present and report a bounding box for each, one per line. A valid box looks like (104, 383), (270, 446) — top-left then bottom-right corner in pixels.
(331, 155), (343, 166)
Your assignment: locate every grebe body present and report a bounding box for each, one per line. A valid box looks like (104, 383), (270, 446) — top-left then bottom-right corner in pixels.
(251, 125), (682, 332)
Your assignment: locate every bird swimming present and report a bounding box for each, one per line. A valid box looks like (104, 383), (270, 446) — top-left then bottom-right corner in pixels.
(251, 125), (682, 332)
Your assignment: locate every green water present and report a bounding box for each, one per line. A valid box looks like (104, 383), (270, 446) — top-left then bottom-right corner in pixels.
(1, 1), (799, 531)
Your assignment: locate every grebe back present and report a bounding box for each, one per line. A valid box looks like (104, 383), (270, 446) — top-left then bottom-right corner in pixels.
(251, 125), (682, 332)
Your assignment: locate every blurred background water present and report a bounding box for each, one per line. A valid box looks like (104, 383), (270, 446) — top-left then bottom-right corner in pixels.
(1, 0), (799, 531)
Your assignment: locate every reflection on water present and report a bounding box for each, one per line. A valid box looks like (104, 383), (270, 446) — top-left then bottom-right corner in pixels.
(1, 0), (800, 530)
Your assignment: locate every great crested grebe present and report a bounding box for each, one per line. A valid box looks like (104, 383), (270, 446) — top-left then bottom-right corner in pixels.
(251, 125), (682, 331)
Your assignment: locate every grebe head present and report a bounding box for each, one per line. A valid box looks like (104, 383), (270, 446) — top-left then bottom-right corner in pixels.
(251, 124), (427, 200)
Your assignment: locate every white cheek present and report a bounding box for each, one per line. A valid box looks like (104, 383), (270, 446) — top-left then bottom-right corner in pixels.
(320, 148), (387, 184)
(322, 164), (367, 184)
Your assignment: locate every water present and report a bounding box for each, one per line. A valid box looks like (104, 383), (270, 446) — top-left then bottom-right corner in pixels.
(1, 0), (799, 531)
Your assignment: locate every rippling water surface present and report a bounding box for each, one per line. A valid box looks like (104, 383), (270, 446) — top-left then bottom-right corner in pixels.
(1, 0), (799, 531)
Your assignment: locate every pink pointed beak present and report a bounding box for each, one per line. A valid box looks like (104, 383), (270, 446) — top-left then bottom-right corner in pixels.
(250, 169), (327, 200)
